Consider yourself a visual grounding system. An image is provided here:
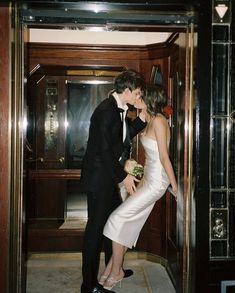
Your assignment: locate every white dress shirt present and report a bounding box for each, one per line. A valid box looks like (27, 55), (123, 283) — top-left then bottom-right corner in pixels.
(112, 92), (128, 141)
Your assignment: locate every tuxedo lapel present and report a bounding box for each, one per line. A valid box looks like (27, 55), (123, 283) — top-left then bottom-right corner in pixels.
(108, 94), (123, 119)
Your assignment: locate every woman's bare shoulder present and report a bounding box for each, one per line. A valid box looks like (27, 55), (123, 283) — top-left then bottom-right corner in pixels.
(152, 114), (167, 126)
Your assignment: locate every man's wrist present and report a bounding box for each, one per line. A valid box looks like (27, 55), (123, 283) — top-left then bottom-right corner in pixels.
(138, 110), (147, 122)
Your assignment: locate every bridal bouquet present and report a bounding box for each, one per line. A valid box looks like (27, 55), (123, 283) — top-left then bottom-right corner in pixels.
(124, 159), (144, 180)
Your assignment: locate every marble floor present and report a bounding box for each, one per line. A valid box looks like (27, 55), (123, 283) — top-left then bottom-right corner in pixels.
(26, 253), (176, 293)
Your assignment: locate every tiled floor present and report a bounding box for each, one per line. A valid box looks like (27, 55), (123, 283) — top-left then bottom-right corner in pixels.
(26, 253), (176, 293)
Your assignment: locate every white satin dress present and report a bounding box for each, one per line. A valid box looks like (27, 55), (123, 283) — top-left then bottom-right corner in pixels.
(103, 135), (170, 249)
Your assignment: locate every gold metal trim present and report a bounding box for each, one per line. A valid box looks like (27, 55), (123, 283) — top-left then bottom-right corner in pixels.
(186, 22), (195, 291)
(9, 3), (25, 292)
(66, 69), (121, 77)
(183, 23), (195, 293)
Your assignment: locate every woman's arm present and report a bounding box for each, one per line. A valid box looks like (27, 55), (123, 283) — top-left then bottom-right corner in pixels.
(153, 117), (177, 192)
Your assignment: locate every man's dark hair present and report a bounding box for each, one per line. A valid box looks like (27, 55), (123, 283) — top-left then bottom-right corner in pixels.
(114, 69), (145, 94)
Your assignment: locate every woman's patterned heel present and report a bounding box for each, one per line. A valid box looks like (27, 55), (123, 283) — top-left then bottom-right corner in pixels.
(103, 276), (123, 290)
(98, 275), (108, 286)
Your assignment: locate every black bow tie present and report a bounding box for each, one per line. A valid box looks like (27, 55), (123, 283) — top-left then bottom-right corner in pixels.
(118, 108), (125, 123)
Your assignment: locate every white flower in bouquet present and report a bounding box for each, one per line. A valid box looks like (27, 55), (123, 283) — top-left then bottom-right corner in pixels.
(124, 159), (144, 180)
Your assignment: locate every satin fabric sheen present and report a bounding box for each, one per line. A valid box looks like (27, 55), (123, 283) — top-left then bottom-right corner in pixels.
(103, 135), (170, 249)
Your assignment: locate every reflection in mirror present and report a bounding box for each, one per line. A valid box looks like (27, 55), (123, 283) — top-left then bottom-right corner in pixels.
(60, 179), (88, 230)
(44, 80), (59, 151)
(65, 79), (114, 228)
(150, 65), (163, 85)
(66, 80), (114, 168)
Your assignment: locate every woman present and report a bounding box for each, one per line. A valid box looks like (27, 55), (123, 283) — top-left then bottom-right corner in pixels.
(99, 84), (178, 290)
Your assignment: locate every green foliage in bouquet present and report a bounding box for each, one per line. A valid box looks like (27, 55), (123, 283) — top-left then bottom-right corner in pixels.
(124, 159), (144, 180)
(132, 164), (144, 180)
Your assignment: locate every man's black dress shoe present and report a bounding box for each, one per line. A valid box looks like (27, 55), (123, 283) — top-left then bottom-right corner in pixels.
(91, 284), (115, 293)
(81, 283), (116, 293)
(123, 269), (134, 278)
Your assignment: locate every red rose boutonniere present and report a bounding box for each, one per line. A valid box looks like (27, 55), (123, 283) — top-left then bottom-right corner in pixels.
(163, 105), (173, 118)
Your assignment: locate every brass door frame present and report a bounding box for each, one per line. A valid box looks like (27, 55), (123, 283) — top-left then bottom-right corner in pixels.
(173, 24), (195, 293)
(9, 3), (26, 293)
(10, 3), (198, 293)
(183, 23), (195, 293)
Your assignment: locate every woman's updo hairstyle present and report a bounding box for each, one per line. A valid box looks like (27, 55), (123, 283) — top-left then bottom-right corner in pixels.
(143, 84), (168, 117)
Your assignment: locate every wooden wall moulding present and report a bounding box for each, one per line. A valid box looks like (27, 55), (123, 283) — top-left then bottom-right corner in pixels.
(29, 42), (154, 59)
(29, 169), (81, 179)
(27, 35), (179, 72)
(27, 229), (84, 252)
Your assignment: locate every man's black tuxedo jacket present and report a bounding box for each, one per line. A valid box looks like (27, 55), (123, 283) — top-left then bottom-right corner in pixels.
(81, 94), (146, 192)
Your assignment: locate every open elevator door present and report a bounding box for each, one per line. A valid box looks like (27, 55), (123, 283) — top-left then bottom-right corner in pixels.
(170, 24), (196, 293)
(11, 2), (198, 293)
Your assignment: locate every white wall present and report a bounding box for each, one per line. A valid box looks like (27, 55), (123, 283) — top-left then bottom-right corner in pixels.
(29, 28), (170, 45)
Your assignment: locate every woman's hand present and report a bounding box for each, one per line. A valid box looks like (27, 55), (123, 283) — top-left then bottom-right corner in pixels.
(168, 185), (178, 200)
(172, 185), (177, 194)
(123, 174), (140, 195)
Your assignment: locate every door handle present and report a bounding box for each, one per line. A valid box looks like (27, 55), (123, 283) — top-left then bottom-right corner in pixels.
(26, 157), (44, 162)
(26, 157), (65, 163)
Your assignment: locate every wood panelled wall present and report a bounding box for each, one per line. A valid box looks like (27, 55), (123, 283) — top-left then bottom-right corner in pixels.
(27, 37), (178, 256)
(0, 7), (10, 293)
(28, 41), (175, 76)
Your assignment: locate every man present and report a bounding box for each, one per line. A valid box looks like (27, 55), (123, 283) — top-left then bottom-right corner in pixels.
(81, 70), (147, 293)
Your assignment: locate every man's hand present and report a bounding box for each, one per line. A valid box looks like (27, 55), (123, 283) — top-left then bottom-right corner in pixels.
(134, 98), (147, 110)
(123, 174), (140, 195)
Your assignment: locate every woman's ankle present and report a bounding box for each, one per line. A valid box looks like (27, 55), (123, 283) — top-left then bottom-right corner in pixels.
(109, 268), (124, 278)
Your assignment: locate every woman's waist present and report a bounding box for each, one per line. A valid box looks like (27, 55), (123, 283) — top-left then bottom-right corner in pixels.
(144, 163), (169, 179)
(144, 159), (162, 168)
